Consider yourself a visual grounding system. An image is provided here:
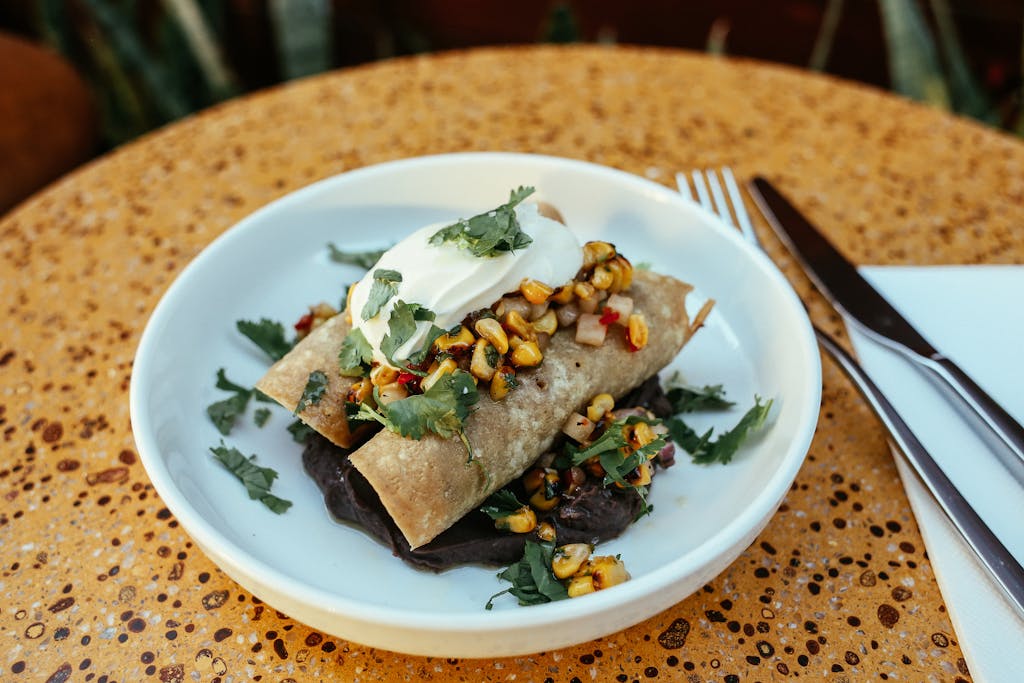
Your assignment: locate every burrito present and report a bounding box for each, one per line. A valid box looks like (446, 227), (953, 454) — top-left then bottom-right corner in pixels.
(257, 188), (712, 549)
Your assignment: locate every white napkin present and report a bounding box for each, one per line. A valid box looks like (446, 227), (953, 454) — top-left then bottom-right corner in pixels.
(847, 266), (1024, 683)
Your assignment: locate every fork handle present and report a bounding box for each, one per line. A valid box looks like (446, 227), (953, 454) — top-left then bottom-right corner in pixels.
(815, 328), (1024, 618)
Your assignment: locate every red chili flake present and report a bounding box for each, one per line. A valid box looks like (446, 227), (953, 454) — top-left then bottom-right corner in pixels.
(599, 310), (619, 326)
(294, 313), (313, 333)
(396, 372), (417, 385)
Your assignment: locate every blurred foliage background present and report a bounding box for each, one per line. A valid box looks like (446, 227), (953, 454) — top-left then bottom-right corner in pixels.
(1, 0), (1022, 150)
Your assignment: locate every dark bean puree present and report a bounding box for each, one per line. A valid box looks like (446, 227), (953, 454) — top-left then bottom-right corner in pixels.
(301, 376), (674, 571)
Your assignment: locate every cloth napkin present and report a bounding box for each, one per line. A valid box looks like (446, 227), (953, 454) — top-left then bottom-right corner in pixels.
(847, 266), (1024, 683)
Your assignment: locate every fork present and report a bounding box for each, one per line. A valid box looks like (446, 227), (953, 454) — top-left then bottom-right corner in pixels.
(675, 168), (1024, 618)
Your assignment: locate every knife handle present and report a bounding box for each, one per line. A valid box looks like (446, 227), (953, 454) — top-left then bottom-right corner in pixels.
(816, 328), (1024, 618)
(923, 355), (1024, 473)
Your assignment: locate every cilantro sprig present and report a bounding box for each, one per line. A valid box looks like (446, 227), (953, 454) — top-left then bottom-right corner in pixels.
(210, 443), (292, 513)
(206, 368), (275, 435)
(480, 489), (527, 520)
(486, 540), (568, 609)
(236, 318), (294, 361)
(338, 329), (373, 377)
(666, 383), (735, 413)
(429, 187), (536, 257)
(357, 370), (479, 444)
(294, 370), (328, 415)
(379, 300), (446, 372)
(362, 269), (402, 321)
(667, 397), (773, 465)
(327, 243), (387, 270)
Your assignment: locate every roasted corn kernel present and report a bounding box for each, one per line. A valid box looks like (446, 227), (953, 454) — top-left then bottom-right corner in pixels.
(589, 556), (631, 590)
(494, 506), (537, 534)
(433, 325), (475, 352)
(521, 467), (547, 495)
(470, 339), (499, 381)
(552, 543), (593, 579)
(591, 264), (615, 291)
(370, 364), (400, 387)
(490, 365), (518, 401)
(346, 378), (374, 405)
(474, 317), (509, 354)
(531, 309), (558, 336)
(510, 341), (543, 367)
(628, 420), (657, 449)
(528, 469), (561, 511)
(626, 313), (649, 350)
(614, 255), (634, 291)
(586, 393), (615, 423)
(573, 281), (597, 302)
(536, 521), (557, 542)
(520, 279), (554, 305)
(582, 241), (616, 269)
(625, 460), (654, 487)
(503, 310), (535, 341)
(421, 357), (457, 392)
(549, 284), (575, 305)
(567, 575), (596, 598)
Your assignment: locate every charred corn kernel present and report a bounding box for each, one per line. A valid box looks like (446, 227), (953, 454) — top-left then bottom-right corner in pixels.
(494, 506), (537, 534)
(550, 284), (575, 305)
(552, 543), (593, 579)
(586, 393), (615, 423)
(503, 310), (534, 341)
(421, 357), (457, 392)
(370, 364), (400, 387)
(567, 575), (596, 598)
(377, 381), (408, 405)
(521, 467), (547, 495)
(470, 339), (499, 381)
(591, 264), (614, 291)
(490, 365), (518, 401)
(583, 241), (616, 268)
(508, 334), (525, 350)
(346, 378), (374, 405)
(573, 281), (597, 301)
(511, 341), (543, 367)
(629, 420), (657, 449)
(434, 325), (475, 352)
(532, 309), (558, 336)
(626, 460), (654, 487)
(474, 318), (509, 354)
(520, 279), (554, 304)
(614, 255), (633, 291)
(536, 521), (557, 542)
(582, 455), (606, 478)
(626, 313), (649, 350)
(590, 556), (631, 590)
(528, 469), (561, 511)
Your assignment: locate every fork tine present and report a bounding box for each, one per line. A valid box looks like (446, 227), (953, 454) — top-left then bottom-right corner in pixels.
(705, 169), (733, 227)
(675, 172), (695, 201)
(721, 167), (760, 247)
(690, 170), (714, 214)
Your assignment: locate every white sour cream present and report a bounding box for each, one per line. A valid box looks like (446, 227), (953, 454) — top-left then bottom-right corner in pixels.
(349, 202), (582, 365)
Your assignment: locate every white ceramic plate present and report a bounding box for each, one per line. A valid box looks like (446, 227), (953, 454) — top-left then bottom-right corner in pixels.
(130, 153), (821, 658)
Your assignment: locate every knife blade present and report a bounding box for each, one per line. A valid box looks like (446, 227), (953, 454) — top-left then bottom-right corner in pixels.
(748, 176), (1024, 473)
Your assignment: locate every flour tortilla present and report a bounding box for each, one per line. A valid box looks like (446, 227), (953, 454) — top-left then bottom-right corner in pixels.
(349, 269), (712, 548)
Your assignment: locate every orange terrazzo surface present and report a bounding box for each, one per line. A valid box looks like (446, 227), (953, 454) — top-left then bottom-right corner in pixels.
(5, 45), (1022, 681)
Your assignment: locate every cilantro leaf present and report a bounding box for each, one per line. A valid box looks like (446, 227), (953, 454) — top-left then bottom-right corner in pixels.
(380, 300), (436, 369)
(362, 269), (402, 321)
(327, 243), (387, 270)
(294, 370), (328, 415)
(237, 318), (293, 361)
(254, 408), (271, 427)
(287, 419), (315, 444)
(210, 443), (292, 513)
(480, 489), (526, 520)
(486, 540), (568, 609)
(668, 397), (773, 465)
(666, 383), (735, 413)
(207, 368), (253, 435)
(338, 329), (372, 377)
(429, 187), (536, 257)
(379, 370), (479, 440)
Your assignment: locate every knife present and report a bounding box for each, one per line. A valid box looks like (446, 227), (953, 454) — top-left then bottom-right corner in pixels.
(747, 176), (1024, 474)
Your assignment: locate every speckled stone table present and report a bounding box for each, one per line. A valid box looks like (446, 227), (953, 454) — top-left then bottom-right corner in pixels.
(4, 45), (1022, 682)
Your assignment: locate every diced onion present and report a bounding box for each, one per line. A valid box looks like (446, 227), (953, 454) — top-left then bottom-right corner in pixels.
(556, 301), (580, 327)
(604, 293), (634, 322)
(562, 412), (596, 442)
(575, 313), (607, 346)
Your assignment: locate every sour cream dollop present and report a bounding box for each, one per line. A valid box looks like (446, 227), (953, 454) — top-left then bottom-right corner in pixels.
(349, 202), (583, 365)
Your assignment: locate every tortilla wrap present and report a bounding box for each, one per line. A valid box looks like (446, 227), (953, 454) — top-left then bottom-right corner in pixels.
(255, 314), (369, 448)
(349, 269), (711, 548)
